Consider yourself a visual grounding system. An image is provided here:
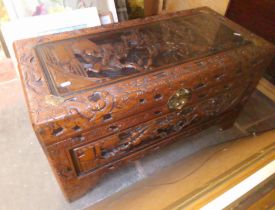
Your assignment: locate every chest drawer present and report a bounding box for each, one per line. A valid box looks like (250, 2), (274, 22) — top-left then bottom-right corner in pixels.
(65, 74), (249, 148)
(70, 84), (246, 175)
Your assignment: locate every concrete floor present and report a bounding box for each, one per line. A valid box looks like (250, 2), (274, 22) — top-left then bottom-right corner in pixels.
(0, 62), (274, 210)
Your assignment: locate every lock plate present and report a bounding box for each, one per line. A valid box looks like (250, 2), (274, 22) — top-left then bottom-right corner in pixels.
(168, 88), (191, 110)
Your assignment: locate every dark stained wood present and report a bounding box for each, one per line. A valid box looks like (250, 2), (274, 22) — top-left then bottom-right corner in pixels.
(14, 7), (275, 201)
(225, 0), (275, 83)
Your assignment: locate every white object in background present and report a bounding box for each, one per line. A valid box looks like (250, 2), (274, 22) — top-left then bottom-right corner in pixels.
(2, 0), (19, 20)
(1, 7), (101, 59)
(96, 0), (118, 23)
(63, 0), (118, 23)
(100, 11), (115, 25)
(200, 160), (275, 210)
(3, 0), (41, 19)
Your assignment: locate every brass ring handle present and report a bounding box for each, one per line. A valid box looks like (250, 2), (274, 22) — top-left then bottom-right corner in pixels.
(168, 88), (192, 110)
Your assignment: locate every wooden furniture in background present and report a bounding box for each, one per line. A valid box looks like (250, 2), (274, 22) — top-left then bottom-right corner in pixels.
(14, 7), (274, 201)
(164, 0), (230, 15)
(0, 29), (10, 57)
(257, 79), (275, 103)
(144, 0), (163, 16)
(226, 0), (275, 86)
(144, 0), (230, 16)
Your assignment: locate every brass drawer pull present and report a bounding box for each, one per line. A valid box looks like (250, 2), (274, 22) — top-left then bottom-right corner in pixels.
(168, 88), (192, 110)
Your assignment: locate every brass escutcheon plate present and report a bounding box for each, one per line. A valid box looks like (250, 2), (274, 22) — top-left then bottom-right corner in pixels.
(168, 88), (191, 110)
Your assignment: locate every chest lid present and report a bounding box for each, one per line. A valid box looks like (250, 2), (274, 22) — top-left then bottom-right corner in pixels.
(35, 8), (251, 97)
(14, 7), (273, 146)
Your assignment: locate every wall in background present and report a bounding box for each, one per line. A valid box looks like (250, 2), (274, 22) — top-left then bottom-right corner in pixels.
(165, 0), (230, 15)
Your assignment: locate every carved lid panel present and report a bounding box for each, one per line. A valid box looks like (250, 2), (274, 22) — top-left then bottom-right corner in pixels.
(36, 13), (251, 96)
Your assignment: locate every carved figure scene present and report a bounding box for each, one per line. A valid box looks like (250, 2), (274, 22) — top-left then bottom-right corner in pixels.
(37, 14), (249, 88)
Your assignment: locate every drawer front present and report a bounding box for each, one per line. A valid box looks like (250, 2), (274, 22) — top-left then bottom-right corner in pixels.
(71, 107), (197, 175)
(67, 73), (249, 146)
(71, 84), (246, 175)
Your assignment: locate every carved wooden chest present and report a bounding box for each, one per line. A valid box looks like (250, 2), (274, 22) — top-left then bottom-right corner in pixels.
(14, 7), (274, 201)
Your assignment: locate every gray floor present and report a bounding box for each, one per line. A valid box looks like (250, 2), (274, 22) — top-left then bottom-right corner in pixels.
(0, 79), (274, 210)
